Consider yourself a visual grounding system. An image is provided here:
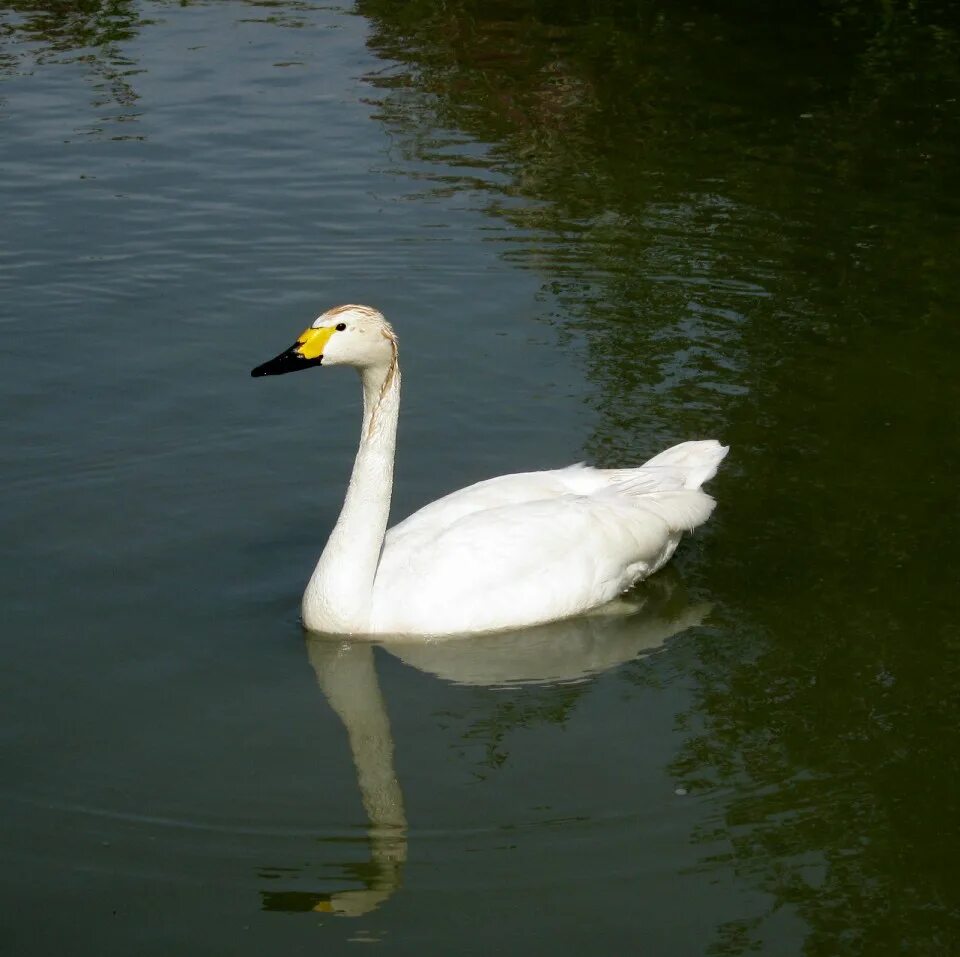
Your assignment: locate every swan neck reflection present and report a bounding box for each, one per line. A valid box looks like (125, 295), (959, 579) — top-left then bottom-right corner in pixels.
(307, 639), (407, 917)
(302, 571), (708, 917)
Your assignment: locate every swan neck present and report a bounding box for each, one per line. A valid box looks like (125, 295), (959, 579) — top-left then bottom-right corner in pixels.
(303, 357), (400, 632)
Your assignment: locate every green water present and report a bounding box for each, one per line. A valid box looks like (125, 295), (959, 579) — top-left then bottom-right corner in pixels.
(2, 1), (959, 953)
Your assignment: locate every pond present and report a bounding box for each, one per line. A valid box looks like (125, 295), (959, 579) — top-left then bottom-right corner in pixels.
(2, 1), (959, 953)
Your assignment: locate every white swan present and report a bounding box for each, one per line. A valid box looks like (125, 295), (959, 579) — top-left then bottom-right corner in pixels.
(252, 304), (727, 637)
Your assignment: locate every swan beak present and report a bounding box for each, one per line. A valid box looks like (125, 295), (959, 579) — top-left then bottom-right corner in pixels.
(251, 326), (335, 377)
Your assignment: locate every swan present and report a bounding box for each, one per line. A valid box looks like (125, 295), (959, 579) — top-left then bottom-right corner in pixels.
(251, 304), (727, 637)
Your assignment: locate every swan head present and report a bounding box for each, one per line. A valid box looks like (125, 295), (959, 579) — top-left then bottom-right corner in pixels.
(251, 304), (396, 377)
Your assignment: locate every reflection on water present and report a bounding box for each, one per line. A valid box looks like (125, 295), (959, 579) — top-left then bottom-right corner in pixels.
(1, 0), (147, 124)
(353, 2), (960, 952)
(3, 0), (960, 952)
(1, 0), (146, 59)
(383, 569), (707, 688)
(359, 0), (960, 458)
(278, 640), (407, 918)
(294, 574), (705, 917)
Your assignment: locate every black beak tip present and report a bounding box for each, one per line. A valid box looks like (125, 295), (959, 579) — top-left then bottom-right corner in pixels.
(250, 348), (323, 378)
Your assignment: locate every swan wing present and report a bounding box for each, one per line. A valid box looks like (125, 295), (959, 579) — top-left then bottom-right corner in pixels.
(384, 466), (606, 551)
(384, 440), (727, 556)
(371, 484), (715, 636)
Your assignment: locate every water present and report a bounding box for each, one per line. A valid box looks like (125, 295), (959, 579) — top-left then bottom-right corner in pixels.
(2, 1), (959, 953)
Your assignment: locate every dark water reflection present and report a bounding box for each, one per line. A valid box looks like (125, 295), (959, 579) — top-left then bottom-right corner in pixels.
(2, 0), (959, 954)
(356, 2), (960, 951)
(1, 0), (147, 127)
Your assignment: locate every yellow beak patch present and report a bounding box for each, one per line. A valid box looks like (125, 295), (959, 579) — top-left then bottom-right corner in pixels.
(294, 325), (337, 360)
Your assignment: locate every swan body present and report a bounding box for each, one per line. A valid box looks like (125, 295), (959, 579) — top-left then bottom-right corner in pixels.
(252, 305), (727, 637)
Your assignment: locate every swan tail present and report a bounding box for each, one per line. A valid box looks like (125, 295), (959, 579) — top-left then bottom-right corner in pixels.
(606, 484), (717, 532)
(642, 489), (716, 531)
(640, 440), (729, 490)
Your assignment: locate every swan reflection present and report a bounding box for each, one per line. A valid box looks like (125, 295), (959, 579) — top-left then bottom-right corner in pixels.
(383, 576), (709, 687)
(278, 574), (707, 916)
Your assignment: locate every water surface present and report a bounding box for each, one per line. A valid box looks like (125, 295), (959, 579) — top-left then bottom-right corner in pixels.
(2, 1), (959, 953)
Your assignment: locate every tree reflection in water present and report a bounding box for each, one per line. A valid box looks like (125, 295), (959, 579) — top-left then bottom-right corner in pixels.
(354, 1), (960, 951)
(1, 0), (147, 119)
(0, 0), (319, 126)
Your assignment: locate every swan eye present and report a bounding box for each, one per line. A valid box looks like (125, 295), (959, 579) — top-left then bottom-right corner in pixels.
(336, 322), (346, 331)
